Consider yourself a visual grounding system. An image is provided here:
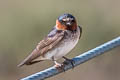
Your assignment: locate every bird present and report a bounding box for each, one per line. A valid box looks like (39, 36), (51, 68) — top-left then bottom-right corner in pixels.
(17, 13), (82, 68)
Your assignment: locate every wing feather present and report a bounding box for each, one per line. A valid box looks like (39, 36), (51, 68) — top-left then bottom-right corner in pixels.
(17, 30), (65, 67)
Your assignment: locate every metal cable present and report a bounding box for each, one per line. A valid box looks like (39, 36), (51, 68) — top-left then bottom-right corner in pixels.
(21, 37), (120, 80)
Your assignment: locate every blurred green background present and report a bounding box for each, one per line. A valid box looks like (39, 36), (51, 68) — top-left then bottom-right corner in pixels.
(0, 0), (120, 80)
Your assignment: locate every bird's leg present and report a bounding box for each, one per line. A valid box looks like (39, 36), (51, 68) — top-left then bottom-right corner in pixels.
(52, 57), (65, 71)
(62, 56), (75, 68)
(54, 61), (62, 67)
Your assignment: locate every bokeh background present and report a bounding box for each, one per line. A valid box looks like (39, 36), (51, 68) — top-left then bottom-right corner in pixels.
(0, 0), (120, 80)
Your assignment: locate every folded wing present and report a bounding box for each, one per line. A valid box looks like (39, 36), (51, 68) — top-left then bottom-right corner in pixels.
(18, 30), (65, 67)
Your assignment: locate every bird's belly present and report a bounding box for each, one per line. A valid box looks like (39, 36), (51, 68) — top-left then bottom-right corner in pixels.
(44, 38), (79, 60)
(54, 40), (77, 60)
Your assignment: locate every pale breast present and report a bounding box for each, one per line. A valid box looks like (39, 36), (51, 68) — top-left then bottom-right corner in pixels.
(42, 27), (80, 60)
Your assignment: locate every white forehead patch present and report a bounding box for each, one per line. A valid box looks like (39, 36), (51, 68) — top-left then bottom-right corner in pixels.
(62, 18), (73, 21)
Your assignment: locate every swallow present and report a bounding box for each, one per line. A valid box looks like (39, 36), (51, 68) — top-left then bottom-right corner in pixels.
(18, 13), (82, 68)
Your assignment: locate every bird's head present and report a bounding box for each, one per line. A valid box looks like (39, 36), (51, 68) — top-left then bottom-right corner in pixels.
(56, 13), (77, 31)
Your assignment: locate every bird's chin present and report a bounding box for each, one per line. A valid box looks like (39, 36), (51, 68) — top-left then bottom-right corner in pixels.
(65, 25), (73, 30)
(65, 24), (73, 27)
(66, 25), (72, 27)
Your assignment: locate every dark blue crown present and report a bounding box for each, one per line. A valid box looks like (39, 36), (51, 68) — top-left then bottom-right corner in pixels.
(58, 13), (75, 21)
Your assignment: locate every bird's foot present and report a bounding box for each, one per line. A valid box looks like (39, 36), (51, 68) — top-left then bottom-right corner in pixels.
(54, 61), (65, 72)
(63, 56), (75, 69)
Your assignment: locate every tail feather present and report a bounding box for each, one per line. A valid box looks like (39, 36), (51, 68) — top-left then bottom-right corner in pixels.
(17, 60), (43, 67)
(17, 61), (26, 67)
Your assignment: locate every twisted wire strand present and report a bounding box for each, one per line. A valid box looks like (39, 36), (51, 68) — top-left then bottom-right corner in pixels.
(21, 37), (120, 80)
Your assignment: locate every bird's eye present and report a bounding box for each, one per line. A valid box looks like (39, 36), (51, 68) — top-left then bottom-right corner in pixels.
(62, 21), (66, 24)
